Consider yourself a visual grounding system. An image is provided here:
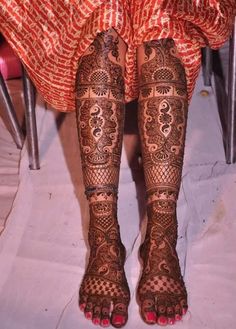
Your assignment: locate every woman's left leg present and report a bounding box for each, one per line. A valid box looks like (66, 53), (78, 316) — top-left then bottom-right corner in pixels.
(137, 38), (188, 326)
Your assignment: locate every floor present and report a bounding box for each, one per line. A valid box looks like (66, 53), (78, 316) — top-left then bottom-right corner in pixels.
(0, 64), (236, 329)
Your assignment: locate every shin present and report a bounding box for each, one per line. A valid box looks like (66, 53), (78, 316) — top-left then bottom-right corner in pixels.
(75, 29), (130, 328)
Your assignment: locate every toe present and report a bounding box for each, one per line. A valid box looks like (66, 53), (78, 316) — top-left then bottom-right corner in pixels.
(166, 306), (175, 325)
(140, 297), (157, 324)
(111, 299), (129, 328)
(180, 299), (188, 316)
(84, 299), (94, 320)
(79, 303), (86, 312)
(174, 304), (182, 321)
(156, 304), (168, 326)
(92, 304), (101, 325)
(101, 300), (111, 327)
(79, 294), (87, 312)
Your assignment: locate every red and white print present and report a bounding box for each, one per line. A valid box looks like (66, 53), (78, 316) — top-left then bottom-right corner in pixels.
(0, 0), (235, 111)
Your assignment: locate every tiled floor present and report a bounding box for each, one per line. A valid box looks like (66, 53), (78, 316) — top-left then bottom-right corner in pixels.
(0, 67), (236, 329)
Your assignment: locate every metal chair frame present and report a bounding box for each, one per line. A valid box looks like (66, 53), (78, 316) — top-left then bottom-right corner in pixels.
(0, 66), (40, 169)
(203, 17), (236, 164)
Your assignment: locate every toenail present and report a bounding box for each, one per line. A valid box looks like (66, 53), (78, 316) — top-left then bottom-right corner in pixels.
(145, 311), (156, 323)
(85, 312), (92, 320)
(101, 319), (110, 327)
(175, 314), (182, 321)
(79, 303), (86, 311)
(112, 314), (125, 325)
(158, 316), (168, 325)
(93, 318), (100, 325)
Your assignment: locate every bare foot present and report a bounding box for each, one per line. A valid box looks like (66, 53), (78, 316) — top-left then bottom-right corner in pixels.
(79, 196), (130, 328)
(137, 203), (188, 326)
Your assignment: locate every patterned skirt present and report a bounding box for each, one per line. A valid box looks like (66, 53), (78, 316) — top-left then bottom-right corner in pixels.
(0, 0), (235, 112)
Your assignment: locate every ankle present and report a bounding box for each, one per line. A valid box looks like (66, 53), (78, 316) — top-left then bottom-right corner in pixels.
(85, 185), (118, 200)
(86, 188), (118, 224)
(146, 188), (177, 228)
(146, 187), (177, 212)
(141, 190), (179, 256)
(85, 188), (126, 255)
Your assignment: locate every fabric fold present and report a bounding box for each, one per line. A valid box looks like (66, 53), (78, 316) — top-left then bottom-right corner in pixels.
(0, 0), (235, 111)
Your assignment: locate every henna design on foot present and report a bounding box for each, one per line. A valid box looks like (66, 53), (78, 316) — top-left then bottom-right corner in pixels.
(76, 30), (130, 328)
(80, 191), (130, 328)
(137, 39), (188, 325)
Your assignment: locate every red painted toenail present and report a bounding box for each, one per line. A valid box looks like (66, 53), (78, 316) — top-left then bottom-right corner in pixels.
(113, 315), (125, 325)
(175, 314), (182, 321)
(92, 318), (100, 325)
(145, 311), (156, 323)
(85, 312), (92, 320)
(101, 319), (110, 327)
(158, 316), (168, 325)
(79, 303), (86, 311)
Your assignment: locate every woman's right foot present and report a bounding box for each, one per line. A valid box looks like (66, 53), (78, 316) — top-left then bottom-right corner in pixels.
(79, 192), (130, 328)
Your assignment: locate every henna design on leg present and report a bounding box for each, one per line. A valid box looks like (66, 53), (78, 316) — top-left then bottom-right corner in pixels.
(137, 39), (188, 325)
(75, 29), (130, 328)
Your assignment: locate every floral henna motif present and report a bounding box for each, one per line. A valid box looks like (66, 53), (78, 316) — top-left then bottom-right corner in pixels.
(137, 39), (188, 324)
(75, 30), (129, 327)
(76, 31), (124, 102)
(76, 31), (125, 192)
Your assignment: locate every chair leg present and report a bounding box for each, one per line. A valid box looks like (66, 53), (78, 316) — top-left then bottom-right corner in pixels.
(203, 47), (213, 86)
(0, 72), (24, 148)
(22, 66), (40, 170)
(226, 18), (236, 164)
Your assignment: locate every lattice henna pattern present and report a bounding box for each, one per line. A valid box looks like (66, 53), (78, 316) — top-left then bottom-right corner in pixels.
(79, 192), (130, 324)
(76, 30), (130, 327)
(138, 39), (188, 324)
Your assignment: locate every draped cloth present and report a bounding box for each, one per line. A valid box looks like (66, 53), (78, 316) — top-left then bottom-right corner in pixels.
(0, 0), (235, 112)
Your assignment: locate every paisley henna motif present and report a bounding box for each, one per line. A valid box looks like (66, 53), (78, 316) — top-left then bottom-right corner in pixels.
(137, 39), (188, 324)
(76, 30), (129, 327)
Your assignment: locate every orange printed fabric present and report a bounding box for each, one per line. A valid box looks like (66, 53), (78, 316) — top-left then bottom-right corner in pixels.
(0, 0), (235, 112)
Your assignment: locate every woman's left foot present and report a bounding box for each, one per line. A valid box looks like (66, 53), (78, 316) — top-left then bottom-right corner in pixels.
(137, 201), (188, 326)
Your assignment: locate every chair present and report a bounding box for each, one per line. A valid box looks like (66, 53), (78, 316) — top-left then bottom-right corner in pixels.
(0, 71), (24, 149)
(203, 17), (236, 164)
(22, 66), (40, 170)
(0, 39), (40, 170)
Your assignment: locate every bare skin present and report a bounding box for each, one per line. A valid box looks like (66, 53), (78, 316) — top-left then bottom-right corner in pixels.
(75, 29), (130, 328)
(137, 39), (188, 326)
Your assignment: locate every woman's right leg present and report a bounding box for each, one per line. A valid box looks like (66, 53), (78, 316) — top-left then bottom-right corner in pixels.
(75, 29), (130, 328)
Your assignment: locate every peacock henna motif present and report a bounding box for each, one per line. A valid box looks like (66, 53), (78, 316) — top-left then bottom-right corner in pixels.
(75, 30), (130, 328)
(137, 39), (188, 325)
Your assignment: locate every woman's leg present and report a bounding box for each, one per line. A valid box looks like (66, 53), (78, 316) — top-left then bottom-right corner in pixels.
(137, 39), (188, 326)
(75, 29), (130, 328)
